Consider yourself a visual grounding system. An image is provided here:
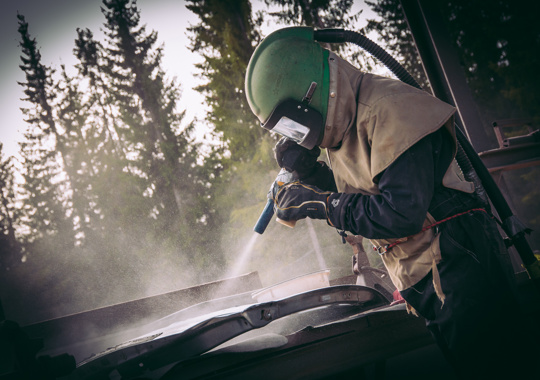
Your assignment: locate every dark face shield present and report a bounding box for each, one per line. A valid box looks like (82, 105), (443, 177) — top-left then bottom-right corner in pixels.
(262, 99), (324, 150)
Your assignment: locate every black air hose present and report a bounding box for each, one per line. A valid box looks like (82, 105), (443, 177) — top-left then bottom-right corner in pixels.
(314, 28), (538, 272)
(315, 29), (420, 89)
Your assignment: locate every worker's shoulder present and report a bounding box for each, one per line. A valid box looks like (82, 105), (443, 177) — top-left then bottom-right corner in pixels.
(358, 73), (428, 107)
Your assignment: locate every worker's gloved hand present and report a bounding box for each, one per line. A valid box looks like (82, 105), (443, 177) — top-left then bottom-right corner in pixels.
(273, 181), (332, 222)
(274, 137), (338, 192)
(274, 137), (320, 178)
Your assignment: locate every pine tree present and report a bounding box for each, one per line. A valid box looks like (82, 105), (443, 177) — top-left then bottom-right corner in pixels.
(74, 27), (128, 165)
(186, 0), (266, 162)
(17, 14), (75, 247)
(98, 0), (221, 270)
(266, 0), (358, 29)
(54, 64), (101, 241)
(0, 144), (21, 271)
(72, 26), (141, 244)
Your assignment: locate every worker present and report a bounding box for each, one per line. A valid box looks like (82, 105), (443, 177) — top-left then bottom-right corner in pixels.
(245, 27), (538, 378)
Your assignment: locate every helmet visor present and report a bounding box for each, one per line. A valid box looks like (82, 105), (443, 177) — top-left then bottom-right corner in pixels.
(262, 99), (324, 149)
(272, 116), (310, 144)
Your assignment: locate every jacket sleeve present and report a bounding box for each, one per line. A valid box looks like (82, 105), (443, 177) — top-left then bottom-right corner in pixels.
(326, 130), (446, 239)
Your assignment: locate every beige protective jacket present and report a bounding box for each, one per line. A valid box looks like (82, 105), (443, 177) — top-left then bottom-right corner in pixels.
(320, 52), (474, 294)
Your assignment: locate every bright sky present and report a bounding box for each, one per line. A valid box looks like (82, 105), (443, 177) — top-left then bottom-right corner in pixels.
(0, 0), (375, 162)
(0, 0), (204, 161)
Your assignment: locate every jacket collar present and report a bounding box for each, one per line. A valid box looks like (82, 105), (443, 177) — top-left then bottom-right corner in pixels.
(320, 52), (363, 149)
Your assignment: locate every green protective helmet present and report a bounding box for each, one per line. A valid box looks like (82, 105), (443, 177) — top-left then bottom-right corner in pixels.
(245, 27), (330, 149)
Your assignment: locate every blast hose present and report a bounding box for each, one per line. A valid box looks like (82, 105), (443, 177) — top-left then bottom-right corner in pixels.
(313, 28), (539, 281)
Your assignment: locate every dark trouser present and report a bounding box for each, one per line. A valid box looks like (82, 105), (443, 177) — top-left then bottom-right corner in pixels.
(401, 192), (539, 378)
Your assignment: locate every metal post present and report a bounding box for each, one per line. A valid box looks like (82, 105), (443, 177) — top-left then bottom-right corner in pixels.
(399, 0), (494, 153)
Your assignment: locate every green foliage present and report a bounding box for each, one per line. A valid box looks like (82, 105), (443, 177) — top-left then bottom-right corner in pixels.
(265, 0), (357, 29)
(100, 0), (212, 256)
(17, 14), (75, 247)
(439, 0), (540, 118)
(5, 1), (231, 322)
(186, 0), (263, 163)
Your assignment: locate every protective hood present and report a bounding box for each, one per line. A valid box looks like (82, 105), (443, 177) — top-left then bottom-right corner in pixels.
(321, 52), (473, 195)
(319, 52), (362, 150)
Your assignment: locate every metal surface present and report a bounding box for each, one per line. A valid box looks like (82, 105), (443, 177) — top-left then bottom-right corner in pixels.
(69, 285), (389, 379)
(478, 143), (540, 173)
(22, 272), (263, 363)
(479, 119), (540, 173)
(168, 305), (447, 380)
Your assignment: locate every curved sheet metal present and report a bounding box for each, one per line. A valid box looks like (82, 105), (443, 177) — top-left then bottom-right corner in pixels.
(72, 285), (388, 379)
